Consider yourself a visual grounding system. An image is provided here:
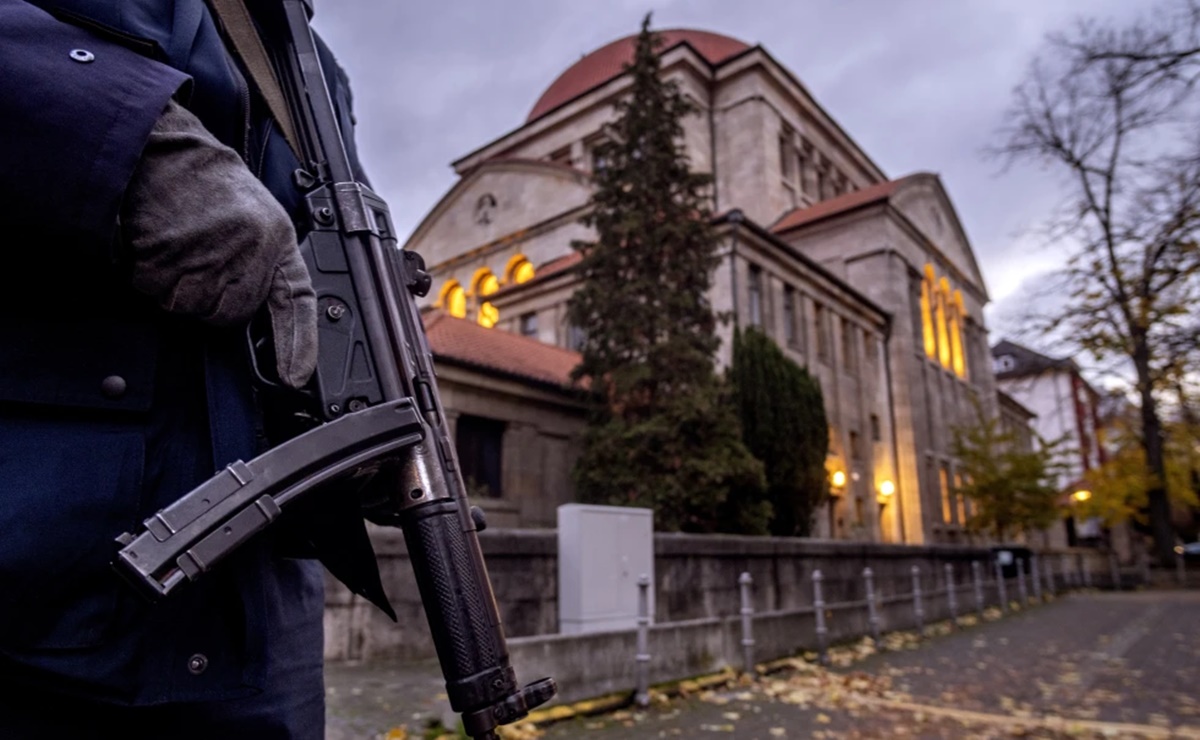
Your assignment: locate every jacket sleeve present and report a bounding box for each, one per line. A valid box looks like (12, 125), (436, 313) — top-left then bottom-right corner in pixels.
(0, 0), (190, 249)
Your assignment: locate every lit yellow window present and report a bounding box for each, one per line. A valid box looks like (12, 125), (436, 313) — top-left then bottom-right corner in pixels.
(438, 281), (467, 319)
(473, 270), (500, 328)
(921, 265), (936, 358)
(950, 290), (967, 379)
(936, 277), (951, 369)
(954, 472), (966, 524)
(506, 254), (536, 285)
(940, 465), (952, 524)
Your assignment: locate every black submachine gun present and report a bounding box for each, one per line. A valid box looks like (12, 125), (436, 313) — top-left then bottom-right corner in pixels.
(113, 1), (556, 737)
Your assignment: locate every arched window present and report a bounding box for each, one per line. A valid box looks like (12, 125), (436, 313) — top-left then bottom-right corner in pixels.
(438, 280), (466, 319)
(920, 264), (937, 359)
(936, 277), (952, 369)
(505, 254), (536, 285)
(950, 290), (967, 379)
(472, 269), (500, 328)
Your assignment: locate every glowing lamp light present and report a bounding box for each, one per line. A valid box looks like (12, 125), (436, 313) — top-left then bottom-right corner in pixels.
(879, 480), (895, 497)
(830, 470), (847, 489)
(1072, 489), (1092, 502)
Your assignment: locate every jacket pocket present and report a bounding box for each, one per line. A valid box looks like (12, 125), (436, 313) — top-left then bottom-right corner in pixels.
(0, 418), (145, 648)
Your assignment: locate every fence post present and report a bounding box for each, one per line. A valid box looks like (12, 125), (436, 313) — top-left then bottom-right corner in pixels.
(635, 574), (651, 707)
(863, 567), (882, 648)
(738, 572), (755, 675)
(945, 563), (958, 626)
(1139, 550), (1151, 586)
(972, 560), (985, 616)
(1017, 559), (1029, 605)
(1043, 556), (1055, 598)
(1109, 550), (1121, 591)
(1031, 554), (1043, 602)
(1060, 554), (1071, 589)
(911, 565), (925, 637)
(994, 558), (1008, 614)
(813, 570), (829, 665)
(1083, 556), (1093, 589)
(1178, 548), (1187, 588)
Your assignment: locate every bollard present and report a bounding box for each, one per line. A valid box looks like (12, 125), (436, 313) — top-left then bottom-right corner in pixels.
(1083, 557), (1093, 589)
(1178, 548), (1187, 588)
(812, 570), (829, 666)
(1060, 554), (1072, 590)
(972, 560), (985, 616)
(1109, 550), (1121, 591)
(1043, 556), (1055, 598)
(945, 563), (958, 625)
(1031, 554), (1043, 602)
(911, 565), (925, 636)
(1017, 559), (1029, 605)
(1139, 550), (1151, 586)
(635, 574), (651, 707)
(738, 572), (755, 674)
(994, 558), (1009, 614)
(863, 567), (882, 648)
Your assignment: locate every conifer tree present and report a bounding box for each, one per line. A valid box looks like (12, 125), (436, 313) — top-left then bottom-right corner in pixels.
(730, 328), (829, 536)
(566, 15), (765, 533)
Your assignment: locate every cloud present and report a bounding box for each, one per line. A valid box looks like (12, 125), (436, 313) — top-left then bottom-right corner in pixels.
(312, 0), (1146, 307)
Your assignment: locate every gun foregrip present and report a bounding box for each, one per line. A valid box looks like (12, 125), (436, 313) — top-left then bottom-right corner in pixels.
(400, 499), (515, 713)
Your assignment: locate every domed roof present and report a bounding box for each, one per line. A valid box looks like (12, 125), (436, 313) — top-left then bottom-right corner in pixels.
(526, 29), (751, 123)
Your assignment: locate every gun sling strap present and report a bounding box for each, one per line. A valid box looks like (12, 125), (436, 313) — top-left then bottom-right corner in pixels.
(205, 0), (303, 159)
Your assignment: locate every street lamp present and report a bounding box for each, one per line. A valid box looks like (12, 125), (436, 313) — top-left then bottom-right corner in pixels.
(1072, 489), (1091, 503)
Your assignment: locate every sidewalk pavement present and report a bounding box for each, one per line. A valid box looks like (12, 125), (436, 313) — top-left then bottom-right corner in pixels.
(326, 589), (1200, 739)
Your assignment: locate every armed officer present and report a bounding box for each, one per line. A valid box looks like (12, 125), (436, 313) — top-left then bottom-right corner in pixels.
(0, 0), (373, 734)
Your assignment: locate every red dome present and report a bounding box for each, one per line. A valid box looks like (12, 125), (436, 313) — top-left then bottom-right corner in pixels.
(526, 29), (750, 123)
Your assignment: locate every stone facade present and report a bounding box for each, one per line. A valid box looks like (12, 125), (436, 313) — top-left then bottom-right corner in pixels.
(407, 28), (1015, 544)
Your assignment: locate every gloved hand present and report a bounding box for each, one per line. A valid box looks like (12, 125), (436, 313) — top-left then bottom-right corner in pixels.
(122, 98), (317, 389)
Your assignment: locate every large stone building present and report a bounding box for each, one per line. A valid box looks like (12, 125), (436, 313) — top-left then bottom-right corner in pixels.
(410, 29), (1006, 543)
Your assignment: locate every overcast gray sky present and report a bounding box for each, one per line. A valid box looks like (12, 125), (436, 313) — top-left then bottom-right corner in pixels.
(312, 0), (1148, 337)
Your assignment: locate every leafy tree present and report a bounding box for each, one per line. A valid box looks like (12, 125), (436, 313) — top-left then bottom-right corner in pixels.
(952, 407), (1067, 541)
(566, 15), (765, 532)
(1076, 403), (1200, 528)
(993, 0), (1200, 563)
(730, 328), (829, 536)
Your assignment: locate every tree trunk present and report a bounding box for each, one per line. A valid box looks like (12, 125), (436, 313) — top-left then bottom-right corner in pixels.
(1133, 338), (1175, 565)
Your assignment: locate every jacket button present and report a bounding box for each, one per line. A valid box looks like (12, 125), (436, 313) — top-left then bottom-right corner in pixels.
(187, 654), (208, 675)
(100, 375), (127, 399)
(69, 49), (95, 63)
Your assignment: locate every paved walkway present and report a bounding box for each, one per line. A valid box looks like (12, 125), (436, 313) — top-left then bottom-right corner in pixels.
(539, 590), (1200, 739)
(326, 589), (1200, 739)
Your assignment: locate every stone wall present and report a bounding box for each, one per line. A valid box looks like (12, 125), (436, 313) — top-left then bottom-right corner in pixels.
(324, 528), (1108, 663)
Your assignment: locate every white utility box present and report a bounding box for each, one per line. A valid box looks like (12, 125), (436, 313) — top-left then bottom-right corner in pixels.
(557, 504), (654, 635)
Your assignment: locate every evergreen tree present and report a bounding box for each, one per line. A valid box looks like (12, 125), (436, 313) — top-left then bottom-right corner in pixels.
(566, 15), (765, 533)
(730, 328), (829, 536)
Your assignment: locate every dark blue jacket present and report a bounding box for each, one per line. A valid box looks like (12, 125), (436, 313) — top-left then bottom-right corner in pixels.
(0, 0), (362, 704)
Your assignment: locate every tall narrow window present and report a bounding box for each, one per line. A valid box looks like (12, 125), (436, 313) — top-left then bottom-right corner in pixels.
(954, 472), (967, 526)
(748, 265), (763, 327)
(842, 320), (857, 374)
(940, 464), (953, 524)
(779, 125), (794, 182)
(921, 265), (937, 358)
(814, 302), (829, 362)
(950, 290), (967, 378)
(456, 415), (506, 498)
(567, 323), (586, 351)
(783, 286), (797, 346)
(936, 277), (952, 369)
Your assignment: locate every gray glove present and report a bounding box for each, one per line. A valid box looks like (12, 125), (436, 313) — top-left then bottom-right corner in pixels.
(122, 99), (317, 389)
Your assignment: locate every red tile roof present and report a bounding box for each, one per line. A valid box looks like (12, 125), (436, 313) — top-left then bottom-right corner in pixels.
(770, 177), (912, 234)
(527, 29), (750, 123)
(423, 310), (583, 390)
